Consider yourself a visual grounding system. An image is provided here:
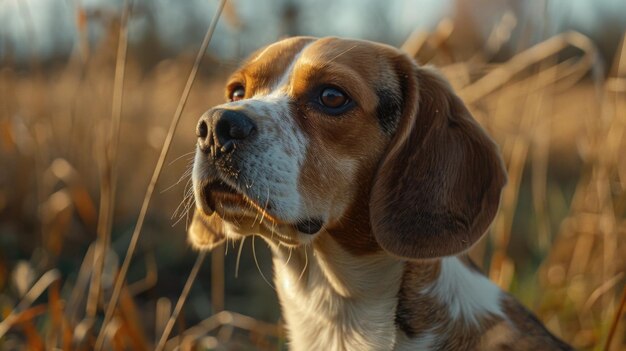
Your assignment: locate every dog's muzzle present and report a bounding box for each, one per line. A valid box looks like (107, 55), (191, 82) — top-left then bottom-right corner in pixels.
(194, 108), (326, 236)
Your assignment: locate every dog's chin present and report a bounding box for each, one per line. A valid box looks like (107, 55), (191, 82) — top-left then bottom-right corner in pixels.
(188, 210), (227, 251)
(193, 181), (326, 247)
(190, 181), (324, 249)
(192, 210), (307, 248)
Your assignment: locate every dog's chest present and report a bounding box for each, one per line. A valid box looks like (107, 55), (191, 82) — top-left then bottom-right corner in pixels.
(270, 239), (518, 351)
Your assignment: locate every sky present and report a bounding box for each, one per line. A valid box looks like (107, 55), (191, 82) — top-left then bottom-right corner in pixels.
(0, 0), (624, 61)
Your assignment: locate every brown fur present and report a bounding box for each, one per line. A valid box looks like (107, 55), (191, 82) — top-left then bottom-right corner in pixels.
(227, 37), (316, 98)
(370, 63), (507, 259)
(498, 295), (574, 350)
(291, 39), (411, 255)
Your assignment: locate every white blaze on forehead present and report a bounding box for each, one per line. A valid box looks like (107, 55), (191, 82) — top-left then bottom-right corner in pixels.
(251, 41), (313, 98)
(276, 42), (312, 92)
(250, 39), (313, 91)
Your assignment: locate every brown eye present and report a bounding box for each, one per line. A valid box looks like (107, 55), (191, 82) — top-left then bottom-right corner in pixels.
(230, 86), (245, 102)
(320, 87), (348, 108)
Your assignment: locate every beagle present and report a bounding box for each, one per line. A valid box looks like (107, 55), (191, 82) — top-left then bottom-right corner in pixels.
(188, 37), (572, 350)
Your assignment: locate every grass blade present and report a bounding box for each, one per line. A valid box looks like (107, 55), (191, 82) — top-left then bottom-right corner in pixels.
(94, 1), (228, 348)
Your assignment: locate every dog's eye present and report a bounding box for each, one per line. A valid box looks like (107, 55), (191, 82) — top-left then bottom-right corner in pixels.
(320, 87), (349, 109)
(229, 86), (245, 102)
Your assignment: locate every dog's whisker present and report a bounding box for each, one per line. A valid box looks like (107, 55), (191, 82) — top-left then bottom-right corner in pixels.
(252, 204), (261, 227)
(171, 194), (191, 221)
(236, 174), (262, 227)
(235, 237), (246, 278)
(184, 206), (193, 231)
(167, 150), (196, 167)
(282, 245), (293, 269)
(170, 190), (195, 219)
(257, 187), (271, 227)
(172, 196), (195, 227)
(172, 211), (189, 227)
(297, 247), (308, 284)
(172, 190), (194, 220)
(252, 235), (275, 291)
(161, 165), (193, 194)
(270, 223), (274, 242)
(165, 181), (194, 217)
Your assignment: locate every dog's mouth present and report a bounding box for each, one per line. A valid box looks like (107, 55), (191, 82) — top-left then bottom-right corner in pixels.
(203, 181), (243, 212)
(199, 180), (252, 218)
(197, 180), (324, 236)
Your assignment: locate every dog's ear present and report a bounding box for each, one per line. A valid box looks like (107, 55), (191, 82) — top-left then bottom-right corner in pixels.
(369, 62), (506, 259)
(188, 210), (225, 250)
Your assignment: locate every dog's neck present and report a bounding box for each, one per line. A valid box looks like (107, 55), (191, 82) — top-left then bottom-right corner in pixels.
(271, 233), (403, 351)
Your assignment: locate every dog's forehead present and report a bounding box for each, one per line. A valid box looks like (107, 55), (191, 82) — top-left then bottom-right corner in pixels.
(299, 37), (399, 75)
(236, 37), (313, 82)
(239, 37), (400, 84)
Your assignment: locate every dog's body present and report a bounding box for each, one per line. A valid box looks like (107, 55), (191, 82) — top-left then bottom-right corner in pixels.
(189, 37), (572, 350)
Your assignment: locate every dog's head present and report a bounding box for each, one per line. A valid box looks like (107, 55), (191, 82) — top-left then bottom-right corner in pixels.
(189, 36), (506, 259)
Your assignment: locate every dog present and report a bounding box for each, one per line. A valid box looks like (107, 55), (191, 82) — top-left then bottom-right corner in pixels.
(188, 36), (572, 350)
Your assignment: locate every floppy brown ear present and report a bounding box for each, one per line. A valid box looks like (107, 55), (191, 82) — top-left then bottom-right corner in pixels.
(369, 63), (506, 259)
(188, 209), (226, 250)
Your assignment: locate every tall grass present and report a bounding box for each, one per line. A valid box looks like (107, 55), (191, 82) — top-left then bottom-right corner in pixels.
(0, 3), (625, 350)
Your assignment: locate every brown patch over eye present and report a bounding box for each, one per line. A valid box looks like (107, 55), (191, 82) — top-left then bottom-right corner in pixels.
(230, 85), (245, 102)
(320, 87), (348, 108)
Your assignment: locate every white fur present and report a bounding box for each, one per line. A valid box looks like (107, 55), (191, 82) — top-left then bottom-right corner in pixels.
(273, 42), (311, 91)
(272, 236), (403, 351)
(429, 257), (505, 324)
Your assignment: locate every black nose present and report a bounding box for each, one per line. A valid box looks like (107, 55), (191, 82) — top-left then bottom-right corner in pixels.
(197, 109), (257, 155)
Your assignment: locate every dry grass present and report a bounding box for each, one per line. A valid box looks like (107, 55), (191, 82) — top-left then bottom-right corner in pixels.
(0, 4), (625, 351)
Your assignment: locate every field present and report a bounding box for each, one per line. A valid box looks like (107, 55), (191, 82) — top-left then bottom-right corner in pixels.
(0, 2), (625, 350)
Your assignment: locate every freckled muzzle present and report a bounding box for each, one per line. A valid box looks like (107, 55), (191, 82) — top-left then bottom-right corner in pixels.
(196, 114), (324, 235)
(192, 96), (325, 240)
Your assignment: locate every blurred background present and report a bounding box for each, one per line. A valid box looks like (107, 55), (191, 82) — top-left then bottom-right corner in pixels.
(1, 0), (625, 350)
